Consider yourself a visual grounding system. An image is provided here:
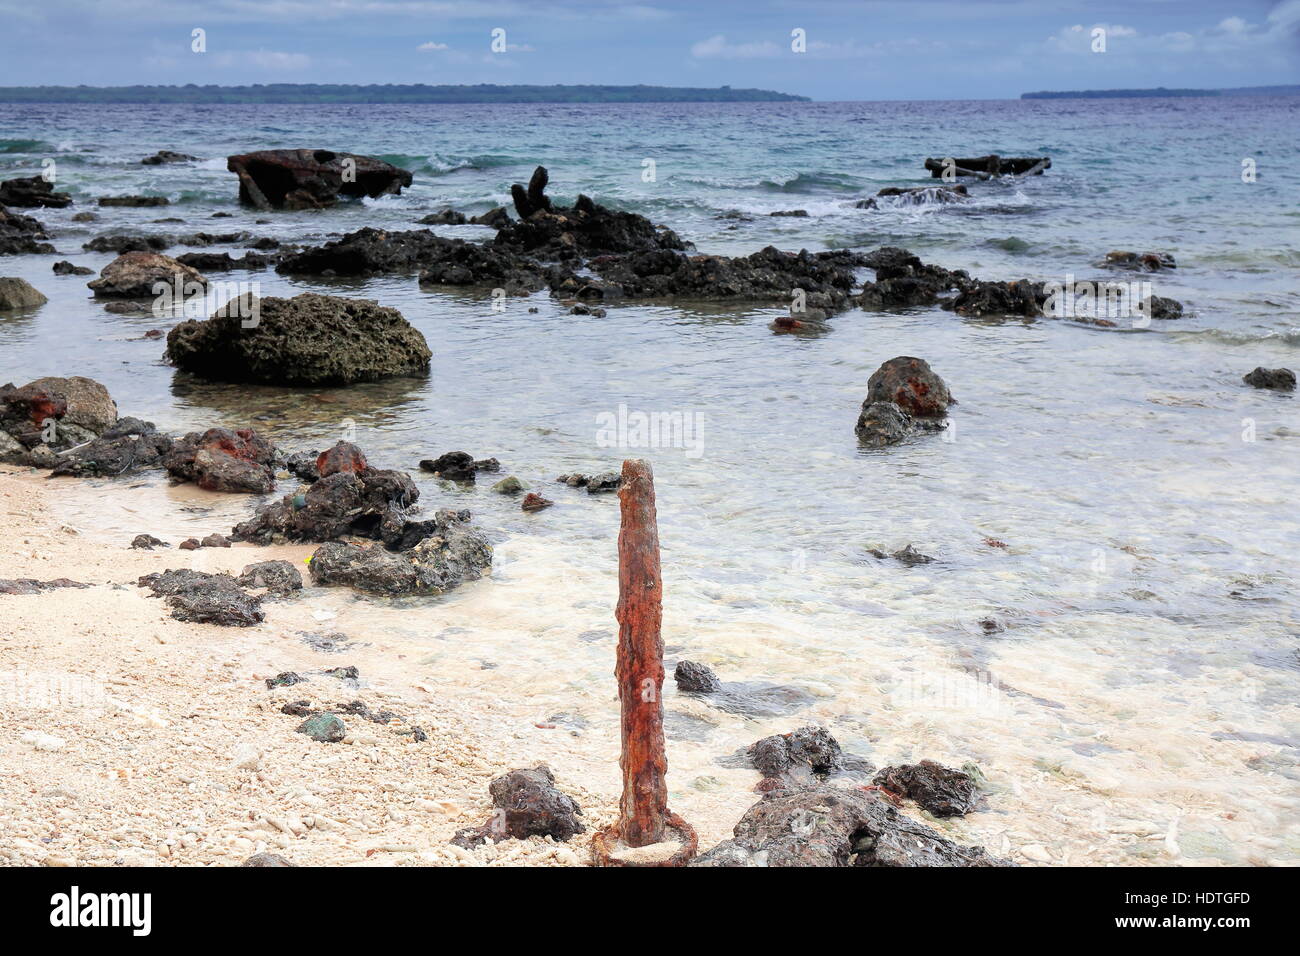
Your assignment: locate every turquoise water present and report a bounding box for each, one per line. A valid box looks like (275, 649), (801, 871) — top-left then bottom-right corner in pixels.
(1, 99), (1298, 864)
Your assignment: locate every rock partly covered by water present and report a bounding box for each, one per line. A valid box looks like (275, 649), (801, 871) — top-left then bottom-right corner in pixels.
(1104, 250), (1176, 272)
(419, 451), (501, 482)
(856, 356), (954, 447)
(141, 150), (198, 165)
(164, 427), (277, 494)
(0, 277), (48, 310)
(416, 239), (549, 294)
(308, 511), (491, 596)
(691, 784), (1009, 867)
(856, 246), (974, 309)
(451, 765), (584, 847)
(88, 251), (207, 299)
(856, 184), (969, 210)
(873, 760), (982, 817)
(166, 292), (432, 386)
(137, 568), (265, 627)
(227, 149), (413, 210)
(748, 726), (848, 789)
(0, 204), (55, 255)
(564, 246), (859, 311)
(0, 176), (72, 209)
(944, 278), (1047, 317)
(1242, 366), (1296, 391)
(49, 417), (173, 478)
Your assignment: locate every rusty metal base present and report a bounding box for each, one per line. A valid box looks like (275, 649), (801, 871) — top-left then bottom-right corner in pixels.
(592, 811), (698, 867)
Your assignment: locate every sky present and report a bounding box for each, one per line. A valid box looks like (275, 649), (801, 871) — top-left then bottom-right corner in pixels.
(0, 0), (1297, 100)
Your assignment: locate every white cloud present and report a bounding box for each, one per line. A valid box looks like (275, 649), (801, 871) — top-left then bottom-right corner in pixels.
(690, 34), (780, 59)
(416, 41), (448, 51)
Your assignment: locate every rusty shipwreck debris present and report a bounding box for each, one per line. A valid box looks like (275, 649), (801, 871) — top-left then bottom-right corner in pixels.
(592, 458), (698, 867)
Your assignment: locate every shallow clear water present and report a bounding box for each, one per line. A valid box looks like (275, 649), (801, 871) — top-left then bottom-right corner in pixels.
(1, 99), (1298, 864)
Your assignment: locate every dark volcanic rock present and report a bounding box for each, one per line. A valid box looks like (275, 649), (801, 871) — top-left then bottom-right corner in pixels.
(873, 760), (982, 818)
(418, 209), (467, 225)
(49, 417), (173, 478)
(417, 239), (548, 293)
(165, 292), (431, 386)
(130, 534), (168, 550)
(469, 206), (512, 229)
(308, 513), (491, 596)
(748, 726), (846, 787)
(1242, 367), (1296, 391)
(495, 166), (687, 261)
(231, 466), (418, 545)
(164, 427), (277, 494)
(266, 671), (307, 689)
(0, 203), (55, 254)
(0, 578), (90, 595)
(566, 245), (858, 311)
(691, 784), (1009, 867)
(856, 185), (969, 210)
(137, 568), (264, 626)
(868, 543), (934, 566)
(98, 195), (169, 207)
(83, 235), (173, 255)
(451, 765), (584, 847)
(419, 451), (499, 482)
(865, 356), (954, 418)
(87, 251), (207, 298)
(1, 377), (129, 468)
(141, 150), (198, 165)
(238, 561), (304, 595)
(1104, 250), (1176, 272)
(944, 278), (1046, 317)
(52, 260), (94, 276)
(555, 471), (622, 493)
(175, 251), (277, 271)
(674, 660), (722, 693)
(855, 401), (913, 447)
(227, 149), (413, 210)
(1141, 295), (1183, 320)
(0, 176), (72, 209)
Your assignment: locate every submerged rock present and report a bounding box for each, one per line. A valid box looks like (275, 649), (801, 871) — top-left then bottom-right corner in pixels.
(856, 185), (969, 210)
(520, 492), (553, 512)
(141, 150), (198, 165)
(0, 277), (47, 310)
(873, 760), (982, 818)
(1242, 366), (1296, 391)
(854, 401), (913, 447)
(88, 251), (207, 299)
(98, 195), (169, 207)
(691, 784), (1010, 867)
(166, 292), (432, 386)
(164, 427), (277, 494)
(52, 260), (94, 276)
(137, 568), (264, 627)
(1104, 250), (1176, 272)
(227, 149), (413, 210)
(868, 543), (934, 566)
(83, 234), (172, 254)
(451, 765), (584, 847)
(1141, 294), (1184, 320)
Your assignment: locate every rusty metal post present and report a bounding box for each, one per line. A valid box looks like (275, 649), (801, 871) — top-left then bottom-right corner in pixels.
(593, 459), (697, 866)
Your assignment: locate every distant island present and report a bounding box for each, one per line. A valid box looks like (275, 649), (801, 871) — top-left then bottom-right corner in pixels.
(1022, 84), (1300, 100)
(0, 83), (810, 104)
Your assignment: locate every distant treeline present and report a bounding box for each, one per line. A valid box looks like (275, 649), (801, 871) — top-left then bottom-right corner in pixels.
(0, 83), (811, 104)
(1022, 85), (1300, 99)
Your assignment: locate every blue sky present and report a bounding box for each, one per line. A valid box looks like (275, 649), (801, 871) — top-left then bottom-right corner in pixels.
(1, 0), (1297, 99)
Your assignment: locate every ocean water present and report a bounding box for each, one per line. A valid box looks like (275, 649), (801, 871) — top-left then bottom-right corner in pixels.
(1, 99), (1298, 864)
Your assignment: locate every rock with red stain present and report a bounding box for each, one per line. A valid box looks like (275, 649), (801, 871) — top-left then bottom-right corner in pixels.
(164, 427), (277, 494)
(316, 441), (368, 478)
(520, 492), (553, 512)
(864, 356), (953, 419)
